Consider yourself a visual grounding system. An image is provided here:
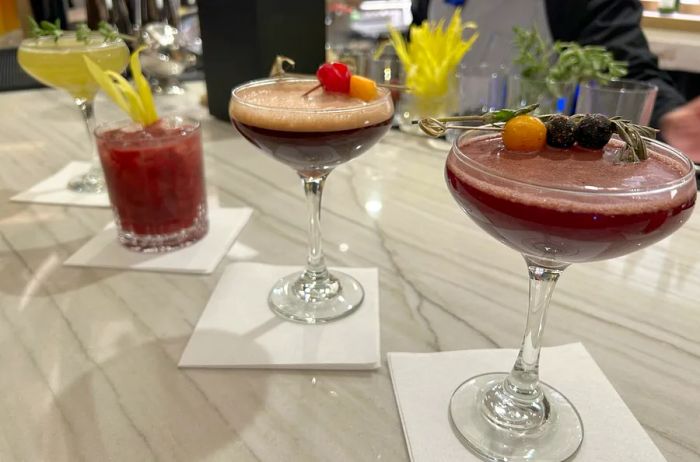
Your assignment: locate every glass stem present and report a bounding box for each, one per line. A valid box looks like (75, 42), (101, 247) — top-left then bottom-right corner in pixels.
(302, 174), (330, 278)
(480, 257), (568, 431)
(75, 97), (102, 179)
(504, 258), (567, 399)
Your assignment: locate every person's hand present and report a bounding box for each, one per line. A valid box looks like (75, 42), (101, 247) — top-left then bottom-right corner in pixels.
(661, 96), (700, 163)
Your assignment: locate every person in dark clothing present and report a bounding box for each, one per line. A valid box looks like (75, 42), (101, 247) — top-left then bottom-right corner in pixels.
(412, 0), (686, 130)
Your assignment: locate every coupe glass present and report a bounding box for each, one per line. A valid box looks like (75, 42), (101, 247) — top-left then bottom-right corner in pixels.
(444, 130), (696, 461)
(230, 78), (393, 324)
(17, 33), (129, 193)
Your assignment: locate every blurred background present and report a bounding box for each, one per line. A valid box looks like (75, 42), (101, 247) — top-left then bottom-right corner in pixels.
(1, 0), (699, 119)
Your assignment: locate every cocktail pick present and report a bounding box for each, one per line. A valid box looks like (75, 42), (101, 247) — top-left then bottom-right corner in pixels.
(413, 104), (541, 136)
(415, 105), (659, 163)
(306, 62), (407, 101)
(268, 56), (406, 101)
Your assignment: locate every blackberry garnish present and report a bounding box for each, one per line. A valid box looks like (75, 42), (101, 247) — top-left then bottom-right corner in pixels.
(574, 114), (614, 150)
(545, 115), (576, 148)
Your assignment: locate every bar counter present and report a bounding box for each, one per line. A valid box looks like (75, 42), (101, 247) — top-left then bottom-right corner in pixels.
(0, 83), (698, 461)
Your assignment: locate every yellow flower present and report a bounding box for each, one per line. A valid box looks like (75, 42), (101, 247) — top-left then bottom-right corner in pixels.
(387, 8), (478, 99)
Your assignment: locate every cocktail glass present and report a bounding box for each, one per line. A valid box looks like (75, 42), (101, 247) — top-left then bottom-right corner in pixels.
(17, 32), (129, 193)
(444, 131), (696, 461)
(95, 116), (208, 252)
(229, 78), (393, 324)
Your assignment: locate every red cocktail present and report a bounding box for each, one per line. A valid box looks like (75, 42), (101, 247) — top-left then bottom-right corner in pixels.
(446, 135), (696, 263)
(444, 129), (696, 461)
(96, 116), (208, 252)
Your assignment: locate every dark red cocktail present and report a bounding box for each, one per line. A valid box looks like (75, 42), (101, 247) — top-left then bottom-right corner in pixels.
(446, 134), (696, 263)
(233, 119), (392, 176)
(96, 116), (208, 252)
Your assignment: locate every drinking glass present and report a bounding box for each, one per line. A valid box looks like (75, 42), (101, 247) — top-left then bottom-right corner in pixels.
(507, 75), (577, 115)
(17, 33), (129, 193)
(576, 79), (658, 125)
(230, 78), (394, 324)
(397, 73), (460, 136)
(95, 116), (208, 252)
(444, 130), (696, 461)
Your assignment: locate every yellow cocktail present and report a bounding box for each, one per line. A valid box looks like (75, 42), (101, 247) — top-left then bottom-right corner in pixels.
(17, 33), (129, 192)
(18, 33), (129, 100)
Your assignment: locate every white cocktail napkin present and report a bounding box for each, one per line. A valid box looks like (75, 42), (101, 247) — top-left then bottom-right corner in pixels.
(11, 162), (110, 207)
(179, 263), (380, 369)
(388, 343), (666, 462)
(64, 207), (252, 274)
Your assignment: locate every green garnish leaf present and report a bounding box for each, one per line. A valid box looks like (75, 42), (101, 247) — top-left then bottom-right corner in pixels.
(97, 21), (121, 42)
(27, 16), (131, 43)
(28, 16), (63, 41)
(513, 26), (628, 85)
(75, 23), (91, 43)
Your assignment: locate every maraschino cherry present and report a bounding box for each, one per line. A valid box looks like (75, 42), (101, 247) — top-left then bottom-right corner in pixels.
(316, 62), (351, 93)
(309, 62), (379, 101)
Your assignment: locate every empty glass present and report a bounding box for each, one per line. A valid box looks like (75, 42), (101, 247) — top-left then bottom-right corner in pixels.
(576, 79), (658, 125)
(507, 75), (577, 115)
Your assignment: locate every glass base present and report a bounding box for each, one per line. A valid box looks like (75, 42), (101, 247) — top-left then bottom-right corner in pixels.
(268, 269), (364, 324)
(117, 208), (208, 253)
(67, 170), (105, 193)
(450, 373), (583, 462)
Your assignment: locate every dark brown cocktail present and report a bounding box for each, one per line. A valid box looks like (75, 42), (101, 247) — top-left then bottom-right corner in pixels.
(229, 78), (394, 324)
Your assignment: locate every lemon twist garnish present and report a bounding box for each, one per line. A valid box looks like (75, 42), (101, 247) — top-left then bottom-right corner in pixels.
(84, 46), (158, 126)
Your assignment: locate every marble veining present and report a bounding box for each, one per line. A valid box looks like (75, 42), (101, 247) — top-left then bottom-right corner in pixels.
(0, 83), (699, 461)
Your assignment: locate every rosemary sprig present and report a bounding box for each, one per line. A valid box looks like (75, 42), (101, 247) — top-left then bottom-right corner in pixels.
(412, 104), (540, 136)
(416, 105), (659, 163)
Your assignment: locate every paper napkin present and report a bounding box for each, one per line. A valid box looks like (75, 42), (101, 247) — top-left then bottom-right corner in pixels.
(388, 343), (666, 462)
(179, 263), (380, 369)
(64, 207), (252, 274)
(11, 162), (110, 207)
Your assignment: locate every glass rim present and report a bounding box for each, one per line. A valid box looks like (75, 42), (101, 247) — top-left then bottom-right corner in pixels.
(19, 32), (126, 50)
(508, 74), (577, 86)
(230, 77), (393, 114)
(450, 131), (695, 196)
(581, 78), (659, 94)
(94, 115), (201, 146)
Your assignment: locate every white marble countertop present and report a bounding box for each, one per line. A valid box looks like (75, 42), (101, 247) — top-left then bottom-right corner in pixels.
(0, 82), (699, 462)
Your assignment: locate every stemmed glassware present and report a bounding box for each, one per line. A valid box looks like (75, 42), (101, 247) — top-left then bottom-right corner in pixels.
(444, 130), (696, 460)
(17, 32), (129, 193)
(229, 78), (394, 324)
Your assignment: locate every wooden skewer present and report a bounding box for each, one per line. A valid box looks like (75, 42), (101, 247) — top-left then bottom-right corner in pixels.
(301, 84), (322, 97)
(276, 72), (409, 92)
